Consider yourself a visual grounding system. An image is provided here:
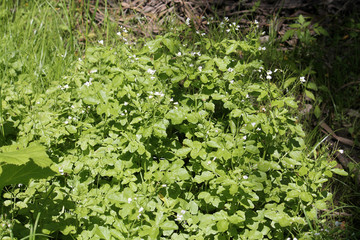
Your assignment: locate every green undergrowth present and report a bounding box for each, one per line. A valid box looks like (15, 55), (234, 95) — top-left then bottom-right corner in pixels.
(0, 1), (355, 239)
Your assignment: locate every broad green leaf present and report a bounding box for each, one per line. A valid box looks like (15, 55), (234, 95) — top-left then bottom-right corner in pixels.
(83, 95), (100, 105)
(207, 141), (221, 149)
(284, 77), (296, 88)
(65, 125), (77, 134)
(299, 192), (313, 202)
(95, 226), (111, 240)
(246, 145), (259, 154)
(331, 168), (348, 176)
(162, 38), (175, 54)
(214, 58), (227, 71)
(194, 171), (214, 183)
(284, 98), (298, 108)
(216, 220), (229, 232)
(226, 43), (238, 55)
(305, 90), (315, 101)
(160, 221), (178, 231)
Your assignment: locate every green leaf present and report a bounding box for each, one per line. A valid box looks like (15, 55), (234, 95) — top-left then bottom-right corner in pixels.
(83, 95), (100, 105)
(194, 171), (214, 183)
(246, 145), (259, 154)
(207, 141), (221, 149)
(160, 221), (178, 231)
(331, 168), (348, 176)
(65, 125), (77, 134)
(315, 200), (327, 210)
(188, 201), (198, 214)
(284, 98), (298, 108)
(226, 43), (238, 55)
(216, 220), (229, 232)
(95, 226), (111, 240)
(299, 192), (313, 202)
(214, 58), (227, 71)
(162, 38), (175, 54)
(306, 82), (318, 91)
(314, 105), (321, 118)
(305, 90), (315, 101)
(284, 77), (296, 88)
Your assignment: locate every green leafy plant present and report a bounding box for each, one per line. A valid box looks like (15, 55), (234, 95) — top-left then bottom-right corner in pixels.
(0, 143), (56, 194)
(282, 15), (329, 46)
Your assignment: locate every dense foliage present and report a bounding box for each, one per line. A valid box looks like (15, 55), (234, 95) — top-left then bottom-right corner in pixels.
(0, 25), (345, 239)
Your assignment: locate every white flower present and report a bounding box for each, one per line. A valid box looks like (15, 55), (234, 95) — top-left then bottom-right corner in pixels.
(201, 33), (206, 36)
(243, 175), (248, 179)
(226, 29), (230, 32)
(300, 76), (306, 83)
(227, 68), (234, 72)
(59, 167), (64, 175)
(181, 210), (186, 214)
(243, 136), (247, 140)
(124, 102), (128, 106)
(207, 160), (212, 165)
(224, 17), (229, 22)
(189, 64), (194, 67)
(173, 102), (178, 105)
(170, 98), (174, 102)
(149, 95), (153, 99)
(147, 69), (156, 75)
(98, 40), (104, 45)
(338, 149), (344, 154)
(64, 120), (69, 124)
(185, 18), (191, 26)
(267, 70), (272, 75)
(251, 122), (256, 127)
(230, 80), (234, 84)
(266, 75), (272, 80)
(117, 32), (121, 36)
(84, 81), (92, 87)
(176, 52), (182, 56)
(161, 184), (167, 187)
(128, 198), (132, 203)
(90, 69), (97, 74)
(139, 207), (144, 213)
(198, 66), (202, 72)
